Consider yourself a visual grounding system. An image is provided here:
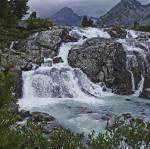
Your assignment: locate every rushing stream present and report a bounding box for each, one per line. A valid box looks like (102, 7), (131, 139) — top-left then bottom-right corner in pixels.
(18, 27), (150, 135)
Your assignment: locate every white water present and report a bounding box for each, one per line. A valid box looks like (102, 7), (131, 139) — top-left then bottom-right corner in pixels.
(134, 75), (145, 96)
(128, 70), (135, 92)
(118, 30), (149, 96)
(18, 28), (150, 135)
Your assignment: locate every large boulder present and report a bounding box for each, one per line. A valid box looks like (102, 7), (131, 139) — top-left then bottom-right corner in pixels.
(30, 112), (62, 135)
(68, 37), (132, 95)
(106, 27), (127, 39)
(10, 26), (77, 70)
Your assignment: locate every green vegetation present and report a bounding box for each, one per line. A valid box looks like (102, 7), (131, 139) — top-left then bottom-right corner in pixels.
(9, 0), (29, 19)
(0, 54), (51, 148)
(133, 22), (150, 32)
(0, 1), (150, 148)
(112, 25), (124, 33)
(0, 0), (53, 49)
(49, 114), (150, 149)
(29, 11), (37, 19)
(27, 18), (53, 32)
(81, 16), (95, 27)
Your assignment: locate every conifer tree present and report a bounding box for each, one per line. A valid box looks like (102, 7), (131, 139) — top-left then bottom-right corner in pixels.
(9, 0), (29, 19)
(0, 0), (8, 18)
(81, 16), (94, 27)
(29, 11), (37, 18)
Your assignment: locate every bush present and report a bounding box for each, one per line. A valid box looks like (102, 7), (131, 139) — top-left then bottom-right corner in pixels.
(48, 114), (150, 149)
(112, 25), (123, 33)
(49, 129), (85, 149)
(0, 57), (50, 149)
(87, 114), (150, 149)
(136, 25), (150, 32)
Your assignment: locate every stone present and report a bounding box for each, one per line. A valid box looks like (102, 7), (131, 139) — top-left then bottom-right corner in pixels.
(12, 68), (23, 98)
(31, 112), (55, 123)
(29, 112), (62, 136)
(19, 110), (31, 119)
(53, 57), (64, 64)
(68, 37), (132, 95)
(108, 28), (127, 39)
(9, 26), (75, 70)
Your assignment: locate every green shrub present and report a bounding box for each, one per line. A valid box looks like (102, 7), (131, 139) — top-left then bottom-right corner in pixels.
(49, 129), (85, 149)
(136, 25), (150, 32)
(87, 114), (150, 149)
(112, 25), (123, 33)
(27, 18), (53, 32)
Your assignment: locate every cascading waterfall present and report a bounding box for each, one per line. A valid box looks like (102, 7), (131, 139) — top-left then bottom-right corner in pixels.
(18, 27), (150, 135)
(118, 30), (150, 96)
(22, 27), (111, 100)
(20, 28), (150, 102)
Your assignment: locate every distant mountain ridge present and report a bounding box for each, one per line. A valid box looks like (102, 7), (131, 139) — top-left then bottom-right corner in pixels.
(50, 7), (82, 26)
(98, 0), (150, 27)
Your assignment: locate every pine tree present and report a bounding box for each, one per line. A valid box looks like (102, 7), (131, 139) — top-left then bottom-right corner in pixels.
(0, 0), (8, 18)
(29, 11), (37, 18)
(81, 16), (89, 27)
(9, 0), (29, 19)
(81, 16), (94, 27)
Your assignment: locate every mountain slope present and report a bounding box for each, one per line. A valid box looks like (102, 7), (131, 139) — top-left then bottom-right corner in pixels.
(98, 0), (150, 27)
(50, 7), (82, 26)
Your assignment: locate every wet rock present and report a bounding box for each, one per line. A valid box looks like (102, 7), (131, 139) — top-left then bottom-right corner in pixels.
(21, 62), (33, 71)
(125, 99), (132, 102)
(41, 121), (62, 135)
(19, 110), (31, 119)
(12, 68), (23, 98)
(8, 26), (74, 70)
(101, 115), (110, 121)
(31, 112), (55, 123)
(29, 112), (62, 136)
(53, 57), (64, 64)
(108, 28), (127, 39)
(68, 37), (132, 95)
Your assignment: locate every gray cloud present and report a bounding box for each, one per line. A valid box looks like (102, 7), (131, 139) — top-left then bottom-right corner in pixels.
(28, 0), (150, 17)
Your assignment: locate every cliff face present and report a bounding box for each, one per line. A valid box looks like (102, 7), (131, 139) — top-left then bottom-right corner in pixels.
(98, 0), (150, 27)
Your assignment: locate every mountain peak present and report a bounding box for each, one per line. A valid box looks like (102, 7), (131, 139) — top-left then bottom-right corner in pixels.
(50, 7), (82, 26)
(98, 0), (150, 27)
(121, 0), (141, 5)
(59, 7), (74, 13)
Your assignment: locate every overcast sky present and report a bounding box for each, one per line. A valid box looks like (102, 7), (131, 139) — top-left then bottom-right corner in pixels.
(28, 0), (150, 17)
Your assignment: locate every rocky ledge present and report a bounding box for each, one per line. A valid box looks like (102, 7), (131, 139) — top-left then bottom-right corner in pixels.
(68, 37), (133, 95)
(4, 26), (77, 71)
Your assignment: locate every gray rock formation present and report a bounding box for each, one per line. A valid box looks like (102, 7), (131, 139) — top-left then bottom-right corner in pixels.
(68, 37), (133, 95)
(98, 0), (150, 27)
(9, 26), (77, 70)
(29, 112), (62, 135)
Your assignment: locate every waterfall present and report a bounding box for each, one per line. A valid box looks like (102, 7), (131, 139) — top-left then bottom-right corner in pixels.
(128, 70), (135, 92)
(119, 30), (150, 96)
(18, 27), (150, 135)
(21, 27), (112, 100)
(134, 75), (145, 96)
